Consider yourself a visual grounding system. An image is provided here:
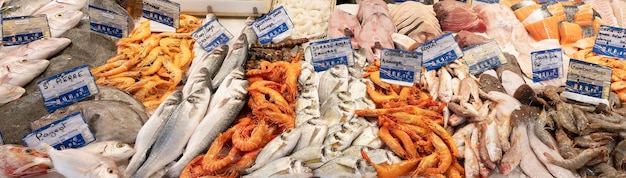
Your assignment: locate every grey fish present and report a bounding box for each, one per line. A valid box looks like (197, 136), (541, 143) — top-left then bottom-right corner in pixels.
(183, 45), (228, 97)
(247, 128), (302, 173)
(90, 85), (147, 123)
(32, 100), (145, 144)
(242, 17), (258, 48)
(2, 0), (52, 17)
(313, 155), (377, 178)
(132, 83), (212, 178)
(124, 91), (183, 177)
(166, 73), (248, 178)
(511, 1), (537, 11)
(211, 33), (249, 90)
(243, 157), (313, 178)
(582, 26), (596, 38)
(295, 118), (328, 150)
(291, 145), (343, 169)
(563, 5), (579, 23)
(182, 68), (212, 99)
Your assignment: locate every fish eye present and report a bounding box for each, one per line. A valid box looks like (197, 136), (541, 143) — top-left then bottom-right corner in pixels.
(19, 59), (28, 63)
(55, 13), (63, 18)
(116, 143), (124, 148)
(24, 149), (32, 153)
(107, 168), (114, 174)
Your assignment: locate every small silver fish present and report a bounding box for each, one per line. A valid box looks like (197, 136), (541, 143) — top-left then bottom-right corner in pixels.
(362, 149), (402, 165)
(212, 33), (249, 90)
(313, 155), (377, 178)
(295, 118), (328, 150)
(78, 141), (135, 163)
(342, 145), (374, 157)
(291, 145), (343, 169)
(243, 157), (313, 178)
(318, 65), (350, 104)
(352, 125), (383, 149)
(246, 128), (302, 173)
(324, 118), (369, 151)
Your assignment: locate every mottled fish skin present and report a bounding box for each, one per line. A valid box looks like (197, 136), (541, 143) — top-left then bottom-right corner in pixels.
(291, 145), (343, 169)
(211, 33), (248, 90)
(564, 5), (579, 22)
(124, 91), (182, 176)
(313, 155), (377, 178)
(246, 128), (302, 173)
(243, 157), (313, 178)
(581, 26), (596, 38)
(511, 1), (537, 11)
(132, 83), (212, 178)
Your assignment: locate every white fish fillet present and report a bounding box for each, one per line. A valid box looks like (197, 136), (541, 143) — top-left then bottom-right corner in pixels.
(585, 0), (619, 27)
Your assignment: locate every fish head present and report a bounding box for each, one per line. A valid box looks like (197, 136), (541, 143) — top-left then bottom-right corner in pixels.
(213, 44), (228, 56)
(107, 142), (135, 159)
(0, 83), (25, 105)
(290, 159), (314, 176)
(34, 0), (87, 17)
(0, 145), (51, 177)
(0, 58), (49, 86)
(322, 145), (344, 160)
(92, 161), (121, 178)
(48, 10), (83, 31)
(355, 159), (377, 177)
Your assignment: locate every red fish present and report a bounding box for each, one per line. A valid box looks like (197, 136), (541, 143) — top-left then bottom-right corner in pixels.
(0, 145), (52, 178)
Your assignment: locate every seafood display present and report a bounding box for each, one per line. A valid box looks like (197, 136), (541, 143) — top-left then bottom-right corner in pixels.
(273, 0), (334, 39)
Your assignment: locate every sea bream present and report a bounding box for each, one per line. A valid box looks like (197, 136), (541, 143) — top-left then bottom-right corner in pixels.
(313, 155), (378, 178)
(124, 91), (183, 177)
(291, 145), (343, 169)
(2, 38), (71, 60)
(211, 33), (249, 90)
(295, 118), (328, 150)
(42, 144), (120, 178)
(78, 141), (135, 163)
(246, 128), (302, 173)
(243, 157), (313, 178)
(0, 144), (52, 178)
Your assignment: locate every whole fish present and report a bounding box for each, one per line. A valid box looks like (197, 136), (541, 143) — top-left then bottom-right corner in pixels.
(246, 128), (302, 173)
(208, 67), (246, 109)
(342, 145), (374, 157)
(43, 144), (120, 178)
(295, 118), (328, 150)
(211, 33), (249, 90)
(0, 144), (51, 178)
(243, 157), (313, 178)
(0, 83), (25, 106)
(318, 65), (350, 104)
(2, 0), (52, 17)
(362, 149), (402, 165)
(183, 45), (228, 97)
(124, 91), (182, 176)
(320, 91), (356, 126)
(32, 100), (146, 144)
(33, 0), (87, 17)
(90, 86), (147, 122)
(324, 117), (369, 151)
(242, 17), (258, 47)
(352, 125), (383, 148)
(132, 83), (212, 178)
(166, 77), (248, 177)
(182, 68), (212, 99)
(3, 38), (71, 60)
(295, 90), (321, 126)
(0, 58), (49, 87)
(313, 155), (377, 178)
(78, 141), (135, 163)
(47, 10), (83, 38)
(291, 145), (343, 169)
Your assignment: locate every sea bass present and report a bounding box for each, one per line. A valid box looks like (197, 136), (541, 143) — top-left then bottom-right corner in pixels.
(43, 144), (120, 178)
(124, 91), (182, 177)
(78, 141), (135, 163)
(3, 38), (71, 60)
(132, 82), (212, 178)
(211, 33), (249, 90)
(183, 45), (228, 97)
(0, 58), (49, 87)
(0, 144), (51, 178)
(246, 128), (302, 173)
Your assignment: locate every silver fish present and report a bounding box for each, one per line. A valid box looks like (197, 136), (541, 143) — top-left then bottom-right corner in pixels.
(79, 141), (135, 163)
(90, 86), (147, 123)
(324, 118), (369, 151)
(124, 91), (182, 176)
(2, 0), (52, 17)
(133, 84), (212, 178)
(318, 65), (350, 104)
(352, 125), (383, 148)
(182, 67), (212, 98)
(321, 91), (356, 126)
(209, 67), (247, 110)
(291, 145), (343, 169)
(342, 145), (374, 157)
(242, 17), (258, 48)
(247, 128), (302, 173)
(295, 105), (321, 127)
(295, 118), (328, 150)
(43, 144), (120, 178)
(211, 33), (249, 90)
(183, 45), (228, 96)
(243, 157), (313, 178)
(313, 155), (377, 178)
(362, 149), (402, 165)
(0, 58), (49, 87)
(166, 78), (248, 177)
(298, 61), (317, 88)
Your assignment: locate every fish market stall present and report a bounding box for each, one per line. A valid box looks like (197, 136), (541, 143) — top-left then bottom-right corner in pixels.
(2, 0), (626, 177)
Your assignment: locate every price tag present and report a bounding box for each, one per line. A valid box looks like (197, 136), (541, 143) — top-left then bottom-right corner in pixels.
(593, 25), (626, 59)
(380, 48), (423, 86)
(88, 5), (129, 38)
(310, 37), (354, 72)
(531, 48), (563, 82)
(462, 39), (507, 75)
(561, 59), (612, 105)
(142, 0), (180, 28)
(23, 112), (95, 149)
(191, 18), (233, 53)
(252, 6), (294, 45)
(37, 65), (99, 112)
(2, 14), (50, 46)
(416, 32), (463, 71)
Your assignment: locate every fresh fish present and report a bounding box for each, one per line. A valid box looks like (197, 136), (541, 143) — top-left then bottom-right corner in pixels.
(349, 78), (375, 110)
(124, 91), (182, 177)
(612, 0), (626, 27)
(362, 149), (402, 165)
(78, 141), (135, 163)
(527, 123), (581, 178)
(90, 86), (147, 122)
(352, 125), (383, 148)
(320, 91), (356, 126)
(0, 83), (24, 106)
(452, 123), (475, 151)
(464, 129), (480, 177)
(2, 0), (52, 17)
(182, 68), (212, 99)
(295, 106), (321, 127)
(47, 10), (83, 38)
(438, 67), (453, 103)
(43, 144), (120, 178)
(0, 58), (49, 87)
(482, 120), (502, 162)
(3, 38), (71, 60)
(243, 157), (313, 178)
(241, 17), (258, 48)
(318, 65), (350, 104)
(208, 67), (246, 110)
(516, 121), (553, 178)
(211, 33), (249, 90)
(295, 118), (328, 151)
(132, 83), (212, 178)
(33, 0), (87, 17)
(32, 100), (146, 144)
(295, 91), (321, 126)
(183, 45), (228, 96)
(488, 91), (522, 151)
(246, 128), (302, 173)
(291, 145), (343, 169)
(313, 155), (377, 178)
(166, 78), (247, 177)
(0, 144), (51, 178)
(342, 145), (374, 157)
(324, 118), (369, 151)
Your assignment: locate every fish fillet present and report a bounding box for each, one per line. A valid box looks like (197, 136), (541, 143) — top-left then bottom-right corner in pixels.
(390, 1), (442, 45)
(585, 0), (619, 27)
(612, 0), (626, 27)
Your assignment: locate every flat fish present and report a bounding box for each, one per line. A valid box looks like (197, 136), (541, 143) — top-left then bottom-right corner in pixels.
(90, 86), (147, 123)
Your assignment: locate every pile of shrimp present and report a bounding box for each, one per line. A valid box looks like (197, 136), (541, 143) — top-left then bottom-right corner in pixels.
(91, 15), (202, 110)
(180, 55), (303, 178)
(353, 61), (464, 177)
(245, 38), (308, 71)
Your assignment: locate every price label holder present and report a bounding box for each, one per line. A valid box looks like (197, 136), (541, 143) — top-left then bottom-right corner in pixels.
(593, 25), (626, 59)
(2, 14), (50, 46)
(531, 48), (563, 82)
(310, 37), (354, 72)
(416, 32), (463, 71)
(37, 65), (99, 112)
(142, 0), (180, 28)
(191, 18), (233, 53)
(462, 39), (507, 75)
(88, 5), (130, 38)
(23, 112), (95, 149)
(561, 59), (612, 105)
(252, 6), (294, 45)
(380, 48), (423, 86)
